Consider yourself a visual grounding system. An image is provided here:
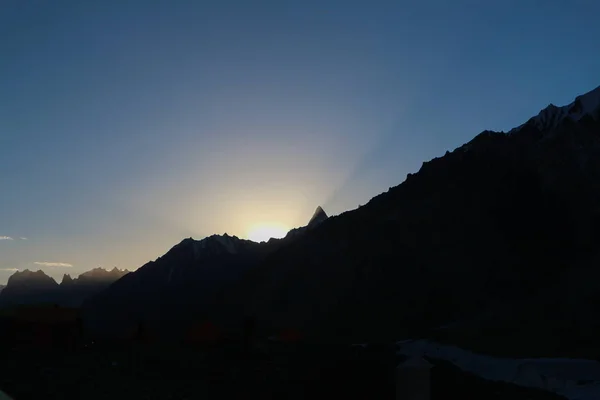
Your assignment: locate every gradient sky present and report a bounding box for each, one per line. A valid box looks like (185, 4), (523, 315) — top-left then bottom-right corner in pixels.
(1, 0), (599, 283)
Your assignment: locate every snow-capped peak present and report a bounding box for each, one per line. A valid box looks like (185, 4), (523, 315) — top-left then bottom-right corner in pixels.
(510, 85), (600, 134)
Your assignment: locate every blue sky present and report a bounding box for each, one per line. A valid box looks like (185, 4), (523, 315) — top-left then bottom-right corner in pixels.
(1, 0), (599, 282)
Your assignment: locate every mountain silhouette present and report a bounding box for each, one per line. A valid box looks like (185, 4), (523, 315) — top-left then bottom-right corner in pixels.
(58, 267), (130, 307)
(282, 206), (329, 240)
(0, 268), (129, 308)
(82, 208), (329, 340)
(82, 85), (600, 357)
(240, 85), (600, 351)
(307, 206), (328, 228)
(0, 270), (60, 306)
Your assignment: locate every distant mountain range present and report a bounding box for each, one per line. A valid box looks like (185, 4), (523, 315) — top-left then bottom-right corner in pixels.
(16, 84), (600, 358)
(0, 267), (129, 308)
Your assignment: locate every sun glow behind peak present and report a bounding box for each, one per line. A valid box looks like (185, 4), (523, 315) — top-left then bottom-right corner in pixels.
(247, 223), (289, 243)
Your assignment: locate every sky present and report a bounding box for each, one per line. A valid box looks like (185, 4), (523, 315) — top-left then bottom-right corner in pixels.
(1, 0), (600, 283)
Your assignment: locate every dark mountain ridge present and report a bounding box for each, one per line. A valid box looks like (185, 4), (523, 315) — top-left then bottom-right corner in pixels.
(58, 267), (130, 307)
(0, 270), (60, 306)
(83, 208), (329, 339)
(61, 267), (130, 286)
(0, 268), (129, 308)
(84, 85), (600, 357)
(240, 85), (600, 347)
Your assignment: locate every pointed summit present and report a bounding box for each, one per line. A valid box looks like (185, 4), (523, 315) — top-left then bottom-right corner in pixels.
(307, 206), (328, 228)
(61, 274), (74, 285)
(282, 206), (330, 239)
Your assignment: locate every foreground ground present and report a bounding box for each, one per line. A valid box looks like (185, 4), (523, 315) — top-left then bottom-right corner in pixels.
(0, 341), (568, 400)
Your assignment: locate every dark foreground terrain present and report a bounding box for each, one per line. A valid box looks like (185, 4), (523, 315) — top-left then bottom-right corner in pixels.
(0, 341), (565, 400)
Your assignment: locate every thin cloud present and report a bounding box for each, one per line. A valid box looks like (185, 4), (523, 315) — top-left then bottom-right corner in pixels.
(0, 236), (14, 240)
(0, 268), (19, 272)
(19, 237), (28, 240)
(34, 262), (73, 268)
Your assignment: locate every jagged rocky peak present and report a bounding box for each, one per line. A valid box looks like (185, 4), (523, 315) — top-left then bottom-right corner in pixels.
(80, 267), (108, 278)
(211, 233), (244, 254)
(10, 269), (49, 280)
(282, 206), (330, 240)
(172, 233), (257, 258)
(61, 274), (74, 285)
(77, 267), (129, 281)
(284, 206), (329, 240)
(307, 206), (328, 228)
(6, 269), (58, 287)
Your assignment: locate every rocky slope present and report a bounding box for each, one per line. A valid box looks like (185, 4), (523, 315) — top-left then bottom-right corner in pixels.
(82, 208), (329, 339)
(84, 84), (600, 357)
(239, 85), (600, 348)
